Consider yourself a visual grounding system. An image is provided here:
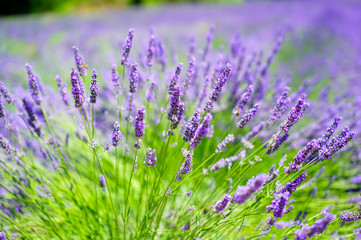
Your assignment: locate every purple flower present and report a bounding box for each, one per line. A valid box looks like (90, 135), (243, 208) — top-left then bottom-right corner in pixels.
(351, 175), (361, 184)
(216, 134), (235, 153)
(245, 121), (266, 140)
(340, 210), (361, 222)
(168, 64), (183, 95)
(204, 63), (232, 111)
(89, 69), (99, 103)
(176, 148), (193, 181)
(268, 87), (291, 126)
(0, 134), (15, 155)
(134, 139), (142, 149)
(280, 93), (308, 133)
(55, 75), (71, 106)
(0, 81), (12, 104)
(212, 194), (231, 213)
(111, 64), (121, 96)
(198, 75), (211, 108)
(210, 151), (244, 171)
(233, 85), (254, 116)
(0, 94), (5, 118)
(70, 68), (84, 108)
(233, 173), (267, 204)
(183, 56), (196, 91)
(261, 35), (283, 77)
(146, 34), (155, 67)
(134, 106), (145, 138)
(295, 213), (336, 240)
(129, 63), (138, 93)
(236, 102), (261, 129)
(146, 81), (156, 102)
(121, 28), (134, 66)
(112, 122), (121, 147)
(99, 174), (106, 189)
(72, 46), (87, 76)
(0, 231), (6, 240)
(181, 222), (192, 231)
(168, 87), (184, 131)
(22, 98), (42, 137)
(183, 109), (200, 142)
(190, 113), (213, 148)
(144, 148), (156, 166)
(25, 63), (41, 105)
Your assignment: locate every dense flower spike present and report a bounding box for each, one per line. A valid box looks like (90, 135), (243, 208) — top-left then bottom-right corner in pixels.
(89, 69), (99, 103)
(267, 132), (289, 154)
(121, 28), (134, 66)
(144, 148), (157, 166)
(134, 139), (142, 149)
(233, 85), (254, 116)
(233, 173), (268, 204)
(210, 151), (245, 171)
(212, 194), (231, 213)
(295, 213), (336, 240)
(99, 175), (106, 189)
(190, 113), (213, 148)
(55, 75), (71, 106)
(176, 148), (193, 181)
(216, 134), (235, 153)
(129, 64), (138, 93)
(236, 102), (261, 129)
(340, 210), (361, 222)
(134, 106), (145, 138)
(182, 109), (200, 142)
(168, 63), (183, 94)
(0, 81), (12, 104)
(112, 122), (121, 147)
(204, 63), (232, 111)
(72, 46), (87, 76)
(183, 56), (196, 91)
(111, 64), (121, 96)
(22, 98), (42, 137)
(0, 134), (15, 155)
(168, 87), (184, 131)
(280, 93), (308, 133)
(70, 68), (84, 108)
(146, 34), (155, 67)
(268, 87), (291, 126)
(25, 63), (41, 105)
(0, 94), (5, 118)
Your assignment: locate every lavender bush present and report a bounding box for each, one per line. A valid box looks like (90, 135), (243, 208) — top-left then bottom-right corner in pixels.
(0, 2), (361, 239)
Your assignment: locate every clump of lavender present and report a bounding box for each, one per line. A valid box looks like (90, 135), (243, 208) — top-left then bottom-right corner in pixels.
(212, 194), (231, 213)
(168, 64), (183, 94)
(183, 109), (200, 142)
(144, 148), (156, 166)
(72, 46), (87, 76)
(190, 113), (213, 148)
(268, 87), (291, 126)
(129, 64), (138, 93)
(0, 81), (12, 104)
(25, 63), (41, 105)
(176, 148), (193, 181)
(216, 134), (235, 153)
(233, 173), (268, 204)
(89, 69), (99, 103)
(233, 85), (253, 116)
(204, 63), (232, 111)
(55, 75), (71, 106)
(70, 68), (84, 108)
(236, 102), (261, 129)
(121, 28), (134, 66)
(135, 106), (145, 138)
(112, 122), (121, 147)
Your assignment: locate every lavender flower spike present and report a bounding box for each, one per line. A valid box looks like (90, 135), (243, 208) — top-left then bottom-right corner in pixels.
(295, 213), (336, 240)
(25, 63), (41, 105)
(55, 75), (71, 106)
(176, 148), (193, 181)
(0, 81), (12, 104)
(233, 85), (254, 116)
(144, 148), (157, 166)
(89, 69), (99, 103)
(112, 122), (121, 147)
(216, 134), (235, 153)
(236, 102), (261, 129)
(212, 194), (231, 213)
(70, 68), (84, 108)
(233, 173), (267, 204)
(280, 93), (308, 133)
(134, 106), (145, 138)
(268, 87), (291, 126)
(147, 34), (155, 67)
(168, 87), (184, 131)
(99, 174), (106, 189)
(111, 64), (121, 96)
(22, 98), (42, 137)
(0, 94), (5, 118)
(0, 134), (15, 155)
(190, 113), (213, 149)
(129, 63), (138, 93)
(121, 28), (134, 66)
(204, 63), (232, 111)
(168, 63), (183, 95)
(72, 46), (87, 76)
(183, 109), (200, 142)
(0, 231), (6, 240)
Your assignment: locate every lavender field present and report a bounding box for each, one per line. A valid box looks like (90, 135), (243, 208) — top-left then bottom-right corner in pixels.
(0, 0), (361, 239)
